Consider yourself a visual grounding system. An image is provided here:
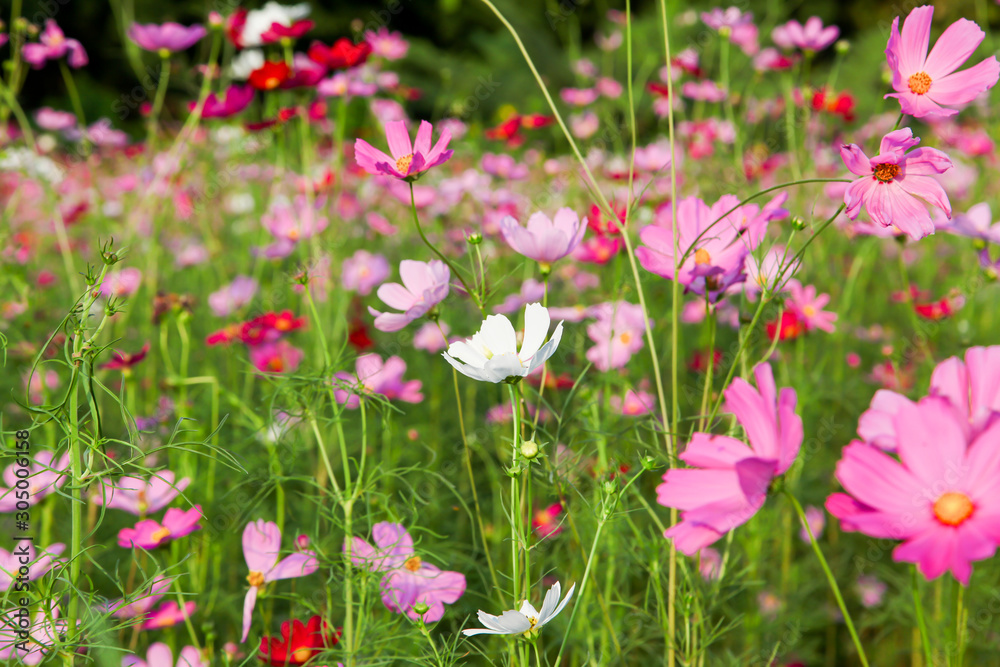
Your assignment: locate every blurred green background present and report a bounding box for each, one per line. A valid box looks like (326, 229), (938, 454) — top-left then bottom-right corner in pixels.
(8, 0), (997, 133)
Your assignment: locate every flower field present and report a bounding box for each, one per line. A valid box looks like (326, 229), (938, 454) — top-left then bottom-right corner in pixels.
(3, 1), (1000, 665)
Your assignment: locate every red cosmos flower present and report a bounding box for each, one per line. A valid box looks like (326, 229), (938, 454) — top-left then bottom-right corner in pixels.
(527, 372), (577, 390)
(766, 310), (806, 341)
(258, 615), (338, 666)
(647, 82), (672, 98)
(224, 8), (248, 48)
(101, 342), (151, 371)
(308, 38), (372, 69)
(484, 116), (522, 143)
(207, 311), (306, 347)
(811, 87), (856, 122)
(587, 203), (625, 237)
(246, 107), (299, 132)
(347, 317), (375, 352)
(484, 113), (554, 146)
(914, 291), (965, 320)
(688, 349), (723, 373)
(249, 61), (291, 91)
(260, 19), (314, 44)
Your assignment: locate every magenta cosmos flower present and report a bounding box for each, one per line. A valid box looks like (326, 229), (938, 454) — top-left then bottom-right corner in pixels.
(242, 520), (319, 642)
(341, 250), (390, 296)
(771, 17), (839, 52)
(827, 395), (1000, 585)
(118, 506), (202, 549)
(885, 5), (999, 118)
(585, 301), (650, 372)
(333, 353), (423, 409)
(22, 20), (88, 69)
(0, 604), (69, 666)
(786, 281), (837, 333)
(123, 643), (207, 667)
(194, 84), (255, 119)
(841, 128), (952, 240)
(354, 120), (453, 180)
(368, 259), (450, 332)
(127, 23), (207, 54)
(0, 543), (64, 591)
(657, 363), (802, 555)
(499, 208), (587, 269)
(94, 470), (190, 516)
(347, 522), (466, 622)
(0, 451), (70, 512)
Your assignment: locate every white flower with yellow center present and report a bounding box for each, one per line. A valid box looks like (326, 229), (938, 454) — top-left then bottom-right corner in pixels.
(442, 303), (563, 384)
(462, 581), (575, 637)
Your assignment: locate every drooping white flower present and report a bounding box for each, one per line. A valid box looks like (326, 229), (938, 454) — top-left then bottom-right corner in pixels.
(442, 303), (563, 383)
(462, 581), (575, 637)
(241, 2), (311, 48)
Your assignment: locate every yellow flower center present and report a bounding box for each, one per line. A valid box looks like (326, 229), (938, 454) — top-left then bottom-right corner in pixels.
(694, 248), (712, 265)
(247, 570), (266, 587)
(619, 332), (632, 345)
(873, 163), (899, 183)
(267, 358), (285, 372)
(803, 305), (816, 317)
(292, 648), (313, 663)
(150, 526), (172, 544)
(907, 71), (932, 95)
(934, 492), (974, 526)
(287, 228), (300, 241)
(404, 556), (422, 572)
(396, 154), (414, 175)
(263, 77), (281, 90)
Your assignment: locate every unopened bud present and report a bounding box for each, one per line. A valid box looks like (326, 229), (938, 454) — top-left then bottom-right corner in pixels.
(521, 440), (539, 459)
(835, 39), (850, 55)
(295, 534), (310, 551)
(208, 11), (224, 28)
(413, 602), (429, 616)
(640, 455), (657, 471)
(467, 231), (483, 245)
(790, 216), (807, 231)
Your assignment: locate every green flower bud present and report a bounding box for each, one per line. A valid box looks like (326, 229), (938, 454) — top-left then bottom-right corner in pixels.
(521, 440), (539, 459)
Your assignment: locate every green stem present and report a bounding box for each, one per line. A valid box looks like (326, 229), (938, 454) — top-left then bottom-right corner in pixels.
(508, 383), (521, 606)
(912, 566), (933, 667)
(787, 491), (869, 667)
(148, 54), (171, 142)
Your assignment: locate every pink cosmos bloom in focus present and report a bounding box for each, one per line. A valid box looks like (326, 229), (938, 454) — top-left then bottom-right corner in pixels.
(208, 276), (258, 317)
(499, 208), (587, 268)
(840, 128), (952, 241)
(241, 520), (319, 642)
(347, 522), (466, 622)
(657, 363), (802, 555)
(354, 120), (453, 180)
(341, 250), (390, 296)
(0, 451), (70, 512)
(122, 643), (207, 667)
(786, 281), (837, 333)
(585, 301), (650, 372)
(127, 23), (207, 53)
(118, 506), (203, 549)
(532, 503), (564, 538)
(94, 471), (191, 516)
(368, 259), (450, 332)
(0, 543), (64, 591)
(195, 85), (256, 119)
(22, 20), (88, 69)
(248, 340), (304, 374)
(99, 267), (143, 298)
(826, 395), (1000, 585)
(333, 353), (423, 409)
(885, 5), (1000, 118)
(771, 17), (839, 52)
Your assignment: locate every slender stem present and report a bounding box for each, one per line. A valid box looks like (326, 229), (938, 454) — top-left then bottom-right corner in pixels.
(912, 566), (933, 667)
(955, 579), (966, 667)
(508, 383), (521, 606)
(148, 54), (171, 143)
(787, 491), (869, 667)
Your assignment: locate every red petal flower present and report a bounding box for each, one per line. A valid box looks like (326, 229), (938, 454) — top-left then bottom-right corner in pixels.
(249, 61), (291, 91)
(308, 38), (372, 69)
(258, 615), (339, 666)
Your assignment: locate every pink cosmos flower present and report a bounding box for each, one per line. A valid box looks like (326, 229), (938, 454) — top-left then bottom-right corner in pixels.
(259, 195), (329, 259)
(118, 506), (203, 549)
(798, 505), (826, 543)
(610, 389), (656, 417)
(122, 643), (207, 667)
(826, 395), (1000, 585)
(560, 87), (599, 106)
(99, 268), (143, 298)
(34, 107), (77, 131)
(856, 575), (887, 608)
(495, 279), (546, 315)
(701, 7), (759, 55)
(333, 354), (423, 409)
(771, 17), (839, 52)
(368, 259), (450, 332)
(532, 503), (564, 538)
(141, 600), (197, 630)
(413, 321), (450, 353)
(940, 202), (1000, 244)
(22, 20), (88, 69)
(499, 208), (587, 268)
(354, 120), (453, 180)
(841, 128), (952, 240)
(208, 276), (258, 317)
(570, 111), (600, 139)
(241, 520), (319, 642)
(347, 522), (466, 622)
(481, 153), (529, 180)
(0, 604), (69, 665)
(787, 281), (837, 333)
(341, 250), (390, 296)
(0, 543), (64, 591)
(364, 26), (409, 60)
(657, 363), (802, 555)
(0, 451), (70, 512)
(637, 194), (786, 301)
(248, 340), (304, 374)
(574, 236), (622, 264)
(94, 471), (191, 516)
(585, 301), (650, 372)
(127, 23), (207, 53)
(195, 85), (255, 119)
(753, 48), (796, 72)
(697, 547), (722, 580)
(682, 81), (727, 103)
(108, 576), (174, 621)
(885, 5), (1000, 118)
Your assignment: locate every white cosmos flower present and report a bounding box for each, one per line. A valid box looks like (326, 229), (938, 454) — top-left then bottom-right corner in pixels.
(463, 581), (575, 637)
(241, 2), (311, 47)
(442, 303), (563, 383)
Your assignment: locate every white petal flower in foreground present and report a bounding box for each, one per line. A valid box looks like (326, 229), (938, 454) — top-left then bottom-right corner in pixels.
(443, 303), (563, 384)
(462, 581), (575, 637)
